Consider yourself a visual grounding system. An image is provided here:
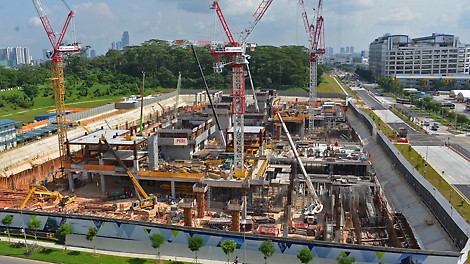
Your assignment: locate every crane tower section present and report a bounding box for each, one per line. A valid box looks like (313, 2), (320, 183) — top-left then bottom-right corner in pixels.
(299, 0), (325, 133)
(210, 1), (272, 178)
(32, 0), (80, 168)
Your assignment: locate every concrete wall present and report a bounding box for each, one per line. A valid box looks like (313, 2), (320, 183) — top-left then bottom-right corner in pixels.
(349, 102), (469, 253)
(0, 209), (461, 264)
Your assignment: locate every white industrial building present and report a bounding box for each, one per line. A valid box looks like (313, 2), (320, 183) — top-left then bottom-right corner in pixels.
(0, 119), (17, 151)
(369, 33), (470, 77)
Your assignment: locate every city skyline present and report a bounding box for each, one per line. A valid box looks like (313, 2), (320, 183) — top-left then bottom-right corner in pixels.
(0, 1), (469, 59)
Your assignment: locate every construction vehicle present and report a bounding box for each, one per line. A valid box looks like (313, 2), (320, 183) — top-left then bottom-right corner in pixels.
(100, 136), (157, 210)
(275, 110), (323, 214)
(32, 0), (80, 169)
(106, 187), (132, 201)
(210, 0), (273, 178)
(298, 0), (325, 132)
(20, 184), (75, 209)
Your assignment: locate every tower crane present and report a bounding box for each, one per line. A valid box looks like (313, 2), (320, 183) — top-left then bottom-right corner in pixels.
(298, 0), (325, 133)
(32, 0), (80, 168)
(210, 0), (273, 178)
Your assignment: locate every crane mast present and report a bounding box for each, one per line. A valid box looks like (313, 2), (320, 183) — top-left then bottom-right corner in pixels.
(31, 0), (80, 168)
(299, 0), (325, 133)
(210, 0), (272, 178)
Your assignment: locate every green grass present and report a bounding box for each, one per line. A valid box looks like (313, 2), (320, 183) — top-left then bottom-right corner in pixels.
(0, 241), (188, 264)
(360, 108), (395, 136)
(317, 74), (346, 95)
(0, 87), (176, 124)
(394, 144), (469, 221)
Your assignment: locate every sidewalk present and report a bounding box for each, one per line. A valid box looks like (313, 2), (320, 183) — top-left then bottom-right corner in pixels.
(0, 236), (227, 264)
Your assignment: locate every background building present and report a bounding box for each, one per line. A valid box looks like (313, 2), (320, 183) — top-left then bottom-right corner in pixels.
(0, 47), (32, 67)
(0, 119), (17, 151)
(110, 31), (130, 51)
(369, 33), (470, 77)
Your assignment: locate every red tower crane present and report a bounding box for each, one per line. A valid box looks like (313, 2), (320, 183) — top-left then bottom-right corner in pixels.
(210, 0), (273, 178)
(299, 0), (325, 132)
(32, 0), (80, 168)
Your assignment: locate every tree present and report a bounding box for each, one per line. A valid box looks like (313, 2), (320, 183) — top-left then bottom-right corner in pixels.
(297, 247), (313, 264)
(27, 215), (42, 244)
(2, 215), (13, 244)
(149, 233), (165, 263)
(336, 252), (356, 264)
(56, 223), (73, 251)
(86, 227), (98, 254)
(258, 240), (275, 264)
(188, 236), (204, 263)
(220, 239), (237, 264)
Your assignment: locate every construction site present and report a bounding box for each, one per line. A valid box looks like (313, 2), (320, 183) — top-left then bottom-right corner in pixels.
(1, 1), (466, 262)
(0, 86), (420, 249)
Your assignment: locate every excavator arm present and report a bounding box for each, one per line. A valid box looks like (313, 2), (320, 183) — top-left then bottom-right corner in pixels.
(20, 184), (75, 209)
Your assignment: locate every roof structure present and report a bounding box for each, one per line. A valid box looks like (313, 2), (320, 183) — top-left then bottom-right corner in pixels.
(0, 119), (16, 126)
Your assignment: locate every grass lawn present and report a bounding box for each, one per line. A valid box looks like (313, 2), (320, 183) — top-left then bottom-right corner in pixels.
(394, 144), (469, 221)
(317, 74), (346, 95)
(0, 88), (176, 124)
(0, 241), (188, 264)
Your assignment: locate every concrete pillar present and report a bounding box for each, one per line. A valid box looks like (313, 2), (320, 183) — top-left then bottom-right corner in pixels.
(133, 160), (139, 173)
(196, 192), (205, 218)
(276, 124), (281, 140)
(68, 172), (75, 192)
(84, 171), (92, 183)
(100, 174), (106, 196)
(171, 180), (176, 199)
(300, 120), (305, 140)
(183, 207), (192, 227)
(231, 210), (241, 232)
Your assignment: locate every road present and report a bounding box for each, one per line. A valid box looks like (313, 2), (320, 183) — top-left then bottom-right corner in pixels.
(0, 256), (51, 264)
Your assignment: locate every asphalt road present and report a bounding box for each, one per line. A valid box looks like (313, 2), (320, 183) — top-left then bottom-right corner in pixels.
(0, 256), (51, 264)
(355, 89), (386, 110)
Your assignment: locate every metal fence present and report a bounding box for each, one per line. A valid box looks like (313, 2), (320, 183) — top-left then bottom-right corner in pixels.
(349, 102), (469, 250)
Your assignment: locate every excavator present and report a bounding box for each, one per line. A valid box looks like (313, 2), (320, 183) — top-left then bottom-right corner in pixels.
(20, 184), (75, 209)
(100, 135), (157, 210)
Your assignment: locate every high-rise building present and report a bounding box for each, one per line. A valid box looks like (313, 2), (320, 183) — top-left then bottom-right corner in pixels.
(340, 47), (345, 54)
(0, 119), (17, 151)
(369, 33), (470, 76)
(122, 31), (129, 47)
(0, 47), (31, 67)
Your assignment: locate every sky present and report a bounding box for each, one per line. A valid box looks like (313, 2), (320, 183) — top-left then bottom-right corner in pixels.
(1, 0), (470, 59)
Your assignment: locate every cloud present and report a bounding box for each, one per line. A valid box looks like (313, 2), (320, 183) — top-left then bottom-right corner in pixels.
(379, 7), (419, 24)
(74, 2), (114, 20)
(28, 17), (42, 27)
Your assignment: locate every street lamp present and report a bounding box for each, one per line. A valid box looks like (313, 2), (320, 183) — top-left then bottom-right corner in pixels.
(242, 224), (246, 264)
(167, 239), (176, 261)
(20, 209), (29, 254)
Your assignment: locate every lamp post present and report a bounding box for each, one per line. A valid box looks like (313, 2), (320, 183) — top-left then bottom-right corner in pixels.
(20, 209), (29, 254)
(168, 239), (176, 261)
(242, 224), (246, 264)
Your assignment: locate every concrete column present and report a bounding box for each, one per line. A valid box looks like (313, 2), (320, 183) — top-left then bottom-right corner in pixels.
(183, 207), (192, 227)
(300, 120), (305, 140)
(196, 192), (205, 218)
(84, 171), (92, 183)
(100, 174), (106, 196)
(231, 210), (241, 232)
(133, 160), (139, 173)
(68, 172), (75, 192)
(171, 180), (176, 198)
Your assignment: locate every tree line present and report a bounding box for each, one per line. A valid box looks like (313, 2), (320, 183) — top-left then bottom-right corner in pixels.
(0, 40), (325, 111)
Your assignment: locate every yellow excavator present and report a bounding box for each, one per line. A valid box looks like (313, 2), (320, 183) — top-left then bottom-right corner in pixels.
(20, 184), (75, 209)
(100, 135), (157, 210)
